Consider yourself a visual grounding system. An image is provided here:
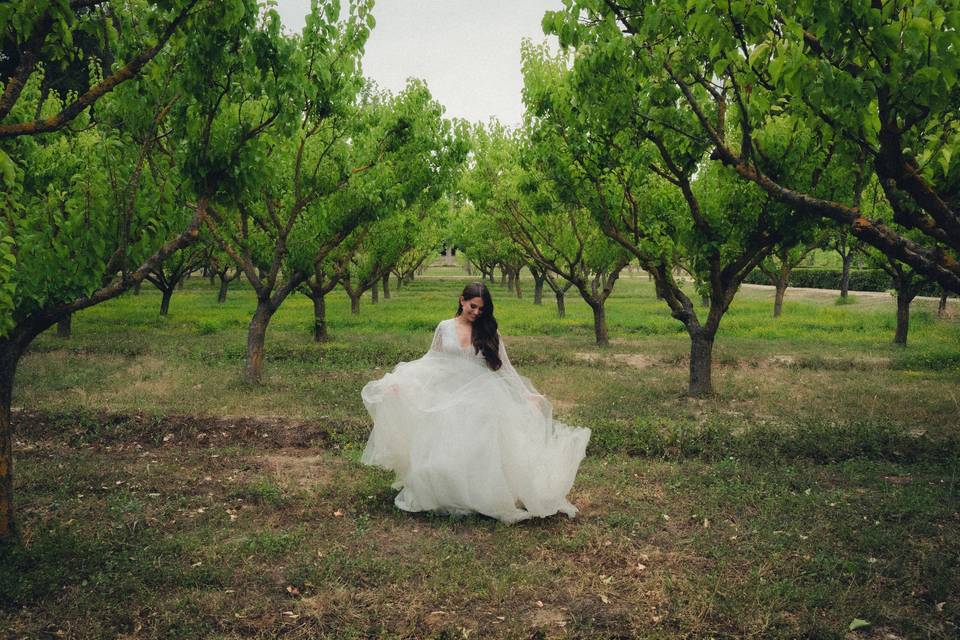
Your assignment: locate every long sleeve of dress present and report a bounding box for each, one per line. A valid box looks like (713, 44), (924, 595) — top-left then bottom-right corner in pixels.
(497, 333), (549, 417)
(429, 322), (444, 353)
(496, 333), (523, 382)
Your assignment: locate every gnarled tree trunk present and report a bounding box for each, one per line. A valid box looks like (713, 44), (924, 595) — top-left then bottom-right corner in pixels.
(773, 277), (788, 317)
(57, 314), (72, 338)
(688, 330), (715, 396)
(590, 303), (608, 346)
(840, 252), (853, 298)
(159, 288), (174, 316)
(894, 289), (914, 346)
(371, 281), (379, 304)
(0, 342), (19, 539)
(382, 273), (390, 300)
(245, 301), (275, 384)
(312, 294), (327, 342)
(217, 275), (230, 303)
(531, 268), (545, 304)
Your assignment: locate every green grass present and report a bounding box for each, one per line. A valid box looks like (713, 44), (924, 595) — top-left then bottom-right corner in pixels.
(3, 268), (959, 638)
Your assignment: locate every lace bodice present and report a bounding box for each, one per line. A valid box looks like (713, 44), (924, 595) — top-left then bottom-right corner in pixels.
(429, 319), (525, 383)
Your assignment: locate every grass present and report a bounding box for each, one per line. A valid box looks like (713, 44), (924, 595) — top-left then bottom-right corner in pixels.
(3, 266), (959, 638)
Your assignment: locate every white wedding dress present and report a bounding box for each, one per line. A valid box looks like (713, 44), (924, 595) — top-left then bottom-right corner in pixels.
(360, 318), (591, 523)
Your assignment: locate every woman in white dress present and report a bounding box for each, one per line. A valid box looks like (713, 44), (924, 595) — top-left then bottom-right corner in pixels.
(360, 282), (591, 523)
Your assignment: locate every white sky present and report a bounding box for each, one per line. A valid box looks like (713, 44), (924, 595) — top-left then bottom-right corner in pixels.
(274, 0), (560, 127)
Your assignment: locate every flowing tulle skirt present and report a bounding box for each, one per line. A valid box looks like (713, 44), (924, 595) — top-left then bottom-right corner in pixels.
(360, 351), (590, 523)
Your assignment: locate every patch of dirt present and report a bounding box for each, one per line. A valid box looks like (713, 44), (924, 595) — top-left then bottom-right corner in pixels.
(574, 352), (658, 369)
(741, 354), (893, 371)
(525, 604), (569, 634)
(12, 408), (366, 450)
(261, 452), (343, 487)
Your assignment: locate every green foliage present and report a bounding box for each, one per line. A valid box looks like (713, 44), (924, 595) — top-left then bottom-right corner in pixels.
(544, 0), (960, 293)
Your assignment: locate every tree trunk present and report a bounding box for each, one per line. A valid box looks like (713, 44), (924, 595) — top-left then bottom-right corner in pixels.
(371, 280), (379, 304)
(0, 342), (20, 540)
(555, 291), (566, 318)
(245, 302), (274, 384)
(688, 331), (715, 396)
(506, 269), (515, 292)
(939, 291), (948, 316)
(500, 269), (507, 286)
(208, 272), (215, 286)
(57, 314), (72, 338)
(350, 293), (361, 315)
(217, 276), (229, 303)
(773, 275), (788, 318)
(513, 269), (522, 299)
(133, 281), (141, 296)
(159, 288), (173, 316)
(532, 271), (545, 305)
(382, 273), (390, 299)
(894, 289), (912, 346)
(840, 252), (853, 298)
(177, 277), (185, 290)
(395, 273), (403, 289)
(591, 303), (608, 346)
(312, 293), (328, 342)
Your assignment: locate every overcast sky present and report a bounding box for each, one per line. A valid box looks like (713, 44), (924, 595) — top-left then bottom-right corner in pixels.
(274, 0), (560, 127)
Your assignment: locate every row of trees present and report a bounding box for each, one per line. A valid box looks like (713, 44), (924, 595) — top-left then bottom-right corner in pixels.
(0, 0), (465, 539)
(458, 0), (959, 400)
(3, 0), (958, 540)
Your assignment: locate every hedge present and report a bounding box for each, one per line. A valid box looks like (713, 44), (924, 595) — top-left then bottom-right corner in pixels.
(743, 267), (891, 291)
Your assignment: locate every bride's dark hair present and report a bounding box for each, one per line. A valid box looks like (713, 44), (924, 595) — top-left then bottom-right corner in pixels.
(456, 282), (502, 371)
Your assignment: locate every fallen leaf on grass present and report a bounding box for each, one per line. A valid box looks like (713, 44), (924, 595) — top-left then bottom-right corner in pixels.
(333, 509), (345, 517)
(849, 618), (871, 631)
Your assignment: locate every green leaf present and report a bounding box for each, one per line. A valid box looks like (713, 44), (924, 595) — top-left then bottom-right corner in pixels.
(748, 43), (770, 68)
(848, 619), (871, 631)
(939, 147), (953, 176)
(768, 54), (785, 83)
(0, 148), (15, 187)
(713, 57), (730, 77)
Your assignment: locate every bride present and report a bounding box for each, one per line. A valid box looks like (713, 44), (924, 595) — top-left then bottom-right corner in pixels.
(360, 282), (591, 523)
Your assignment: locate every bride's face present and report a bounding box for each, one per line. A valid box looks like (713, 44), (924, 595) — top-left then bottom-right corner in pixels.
(459, 295), (484, 323)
